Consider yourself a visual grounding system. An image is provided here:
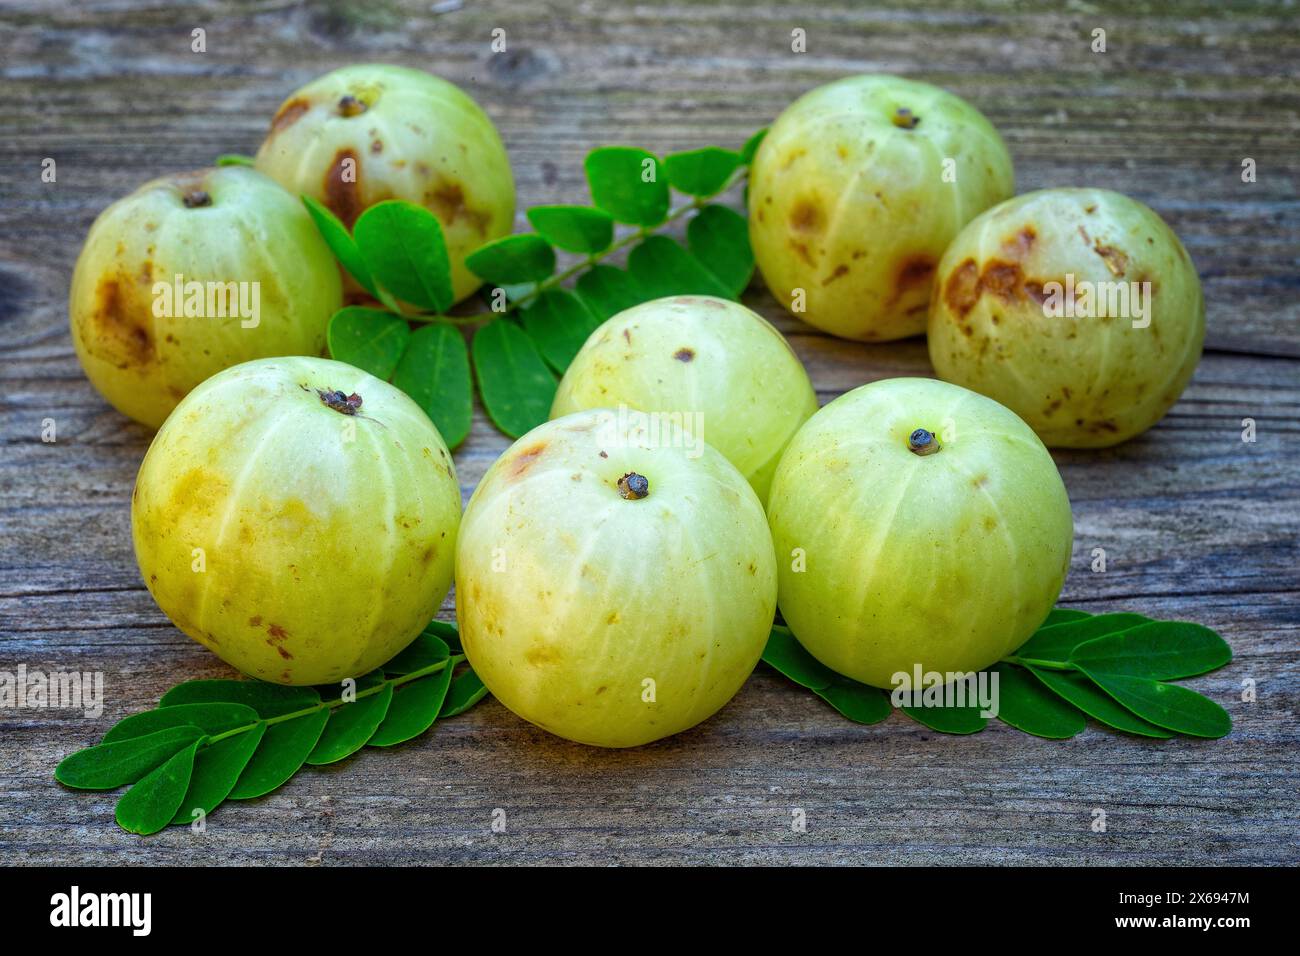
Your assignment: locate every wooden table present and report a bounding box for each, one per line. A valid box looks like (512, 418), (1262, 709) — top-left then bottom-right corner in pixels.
(2, 0), (1297, 866)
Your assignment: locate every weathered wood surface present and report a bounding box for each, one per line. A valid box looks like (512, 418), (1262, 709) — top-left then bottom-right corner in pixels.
(1, 0), (1297, 865)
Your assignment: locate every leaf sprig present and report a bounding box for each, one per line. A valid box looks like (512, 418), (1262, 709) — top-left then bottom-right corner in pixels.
(55, 621), (488, 835)
(761, 609), (1233, 740)
(303, 130), (767, 443)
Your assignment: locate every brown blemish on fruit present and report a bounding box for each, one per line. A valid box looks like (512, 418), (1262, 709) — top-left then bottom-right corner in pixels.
(598, 450), (608, 459)
(983, 516), (998, 531)
(1078, 225), (1091, 245)
(622, 328), (632, 344)
(674, 347), (695, 362)
(509, 442), (547, 478)
(90, 277), (154, 368)
(1001, 226), (1036, 259)
(606, 611), (620, 625)
(789, 199), (823, 234)
(428, 181), (492, 235)
(324, 148), (363, 227)
(370, 139), (383, 154)
(270, 97), (310, 133)
(971, 474), (989, 489)
(822, 264), (849, 286)
(1093, 241), (1128, 276)
(421, 546), (435, 564)
(943, 260), (981, 316)
(248, 616), (262, 627)
(888, 255), (936, 304)
(790, 241), (815, 267)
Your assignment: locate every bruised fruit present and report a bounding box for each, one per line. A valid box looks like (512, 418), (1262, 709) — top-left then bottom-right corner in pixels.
(766, 377), (1073, 688)
(456, 409), (778, 747)
(70, 167), (342, 429)
(132, 357), (461, 685)
(749, 75), (1014, 342)
(254, 63), (515, 305)
(549, 295), (818, 503)
(927, 188), (1205, 447)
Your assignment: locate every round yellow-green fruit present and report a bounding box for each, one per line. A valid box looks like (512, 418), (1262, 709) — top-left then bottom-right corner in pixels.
(132, 357), (461, 685)
(254, 63), (515, 305)
(550, 295), (818, 503)
(766, 377), (1073, 688)
(927, 188), (1205, 447)
(70, 166), (342, 429)
(749, 75), (1014, 342)
(456, 409), (778, 747)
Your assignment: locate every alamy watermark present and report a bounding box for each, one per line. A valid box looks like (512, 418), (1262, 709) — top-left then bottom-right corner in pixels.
(1040, 274), (1152, 329)
(594, 404), (706, 459)
(1, 664), (104, 718)
(152, 274), (260, 328)
(890, 666), (1000, 718)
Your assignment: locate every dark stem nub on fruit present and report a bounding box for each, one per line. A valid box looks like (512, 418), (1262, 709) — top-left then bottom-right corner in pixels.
(908, 428), (940, 456)
(618, 472), (649, 500)
(318, 388), (363, 415)
(182, 190), (212, 209)
(337, 95), (367, 117)
(892, 108), (920, 129)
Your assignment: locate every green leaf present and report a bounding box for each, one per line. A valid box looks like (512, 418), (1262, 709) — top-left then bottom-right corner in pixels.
(441, 667), (489, 718)
(161, 680), (320, 719)
(585, 147), (670, 226)
(739, 128), (768, 166)
(1069, 621), (1232, 680)
(760, 626), (836, 690)
(303, 195), (378, 296)
(1013, 613), (1150, 664)
(574, 265), (644, 320)
(307, 672), (392, 765)
(369, 665), (455, 747)
(664, 147), (741, 197)
(115, 738), (202, 835)
(354, 200), (453, 313)
(56, 725), (206, 791)
(465, 233), (556, 285)
(472, 319), (557, 438)
(990, 664), (1086, 739)
(520, 289), (601, 373)
(901, 702), (989, 735)
(383, 633), (451, 675)
(391, 322), (473, 449)
(1042, 608), (1091, 627)
(527, 205), (615, 254)
(1075, 668), (1232, 738)
(169, 722), (267, 826)
(327, 307), (411, 380)
(627, 236), (731, 300)
(687, 204), (754, 296)
(216, 153), (255, 167)
(1026, 666), (1174, 738)
(814, 677), (892, 725)
(228, 708), (330, 799)
(101, 702), (259, 744)
(423, 619), (463, 654)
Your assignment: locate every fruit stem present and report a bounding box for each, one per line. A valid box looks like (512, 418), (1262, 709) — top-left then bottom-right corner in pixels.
(618, 472), (649, 500)
(908, 428), (940, 456)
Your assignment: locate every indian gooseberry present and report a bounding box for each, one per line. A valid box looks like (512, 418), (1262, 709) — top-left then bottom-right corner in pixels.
(927, 187), (1205, 447)
(748, 74), (1015, 342)
(766, 377), (1073, 689)
(131, 357), (461, 685)
(549, 295), (819, 503)
(254, 63), (515, 305)
(69, 167), (342, 429)
(456, 409), (778, 747)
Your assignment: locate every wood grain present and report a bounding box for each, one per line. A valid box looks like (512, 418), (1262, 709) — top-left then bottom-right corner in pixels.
(1, 0), (1297, 865)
